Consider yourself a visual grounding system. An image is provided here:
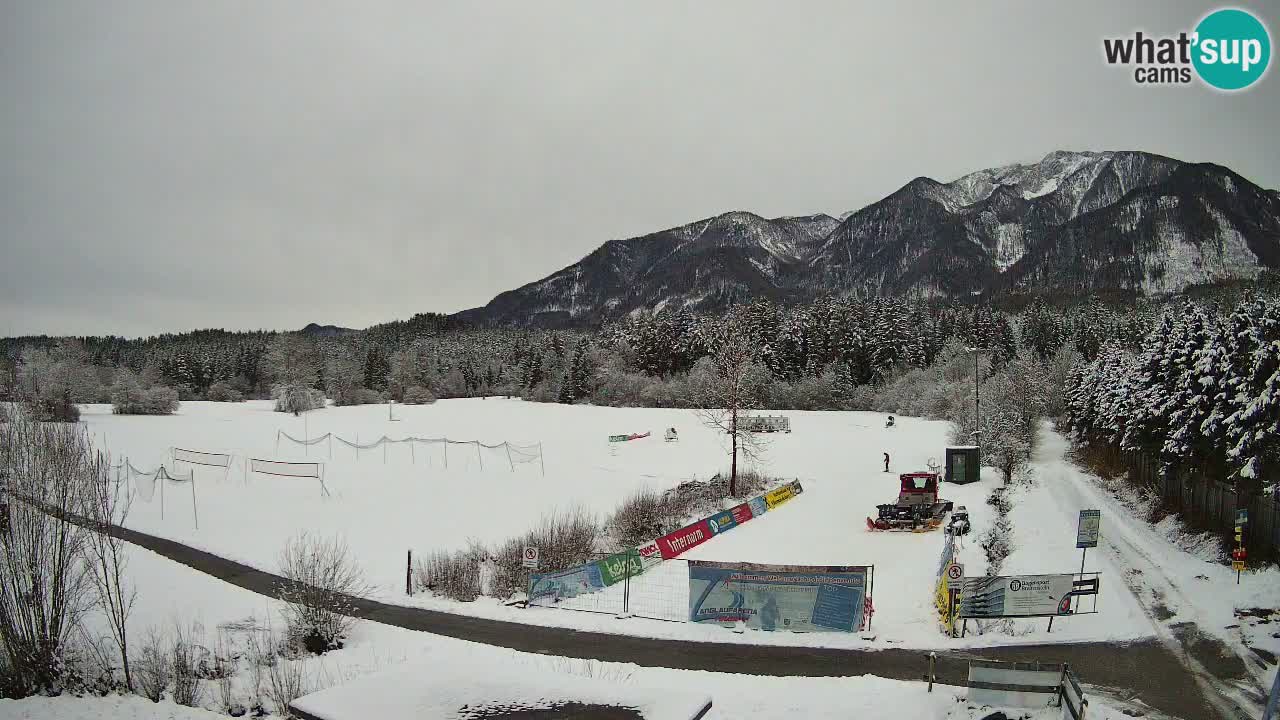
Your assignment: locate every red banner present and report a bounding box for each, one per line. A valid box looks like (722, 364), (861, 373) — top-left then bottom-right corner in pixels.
(657, 519), (713, 559)
(730, 503), (754, 525)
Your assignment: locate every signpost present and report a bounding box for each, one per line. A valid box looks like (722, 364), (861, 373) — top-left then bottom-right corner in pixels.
(1075, 510), (1100, 610)
(522, 546), (539, 606)
(946, 563), (963, 637)
(1233, 509), (1248, 583)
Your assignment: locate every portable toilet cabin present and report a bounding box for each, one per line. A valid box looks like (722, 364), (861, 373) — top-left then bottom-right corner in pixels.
(945, 446), (980, 484)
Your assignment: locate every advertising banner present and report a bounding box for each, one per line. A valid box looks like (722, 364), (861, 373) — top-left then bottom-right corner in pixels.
(959, 574), (1075, 619)
(764, 480), (804, 510)
(688, 561), (868, 633)
(748, 496), (767, 518)
(529, 562), (605, 604)
(657, 519), (713, 559)
(635, 539), (663, 570)
(708, 503), (753, 535)
(597, 549), (643, 587)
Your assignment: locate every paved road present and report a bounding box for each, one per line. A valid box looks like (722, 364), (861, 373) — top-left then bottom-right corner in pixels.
(88, 521), (1232, 720)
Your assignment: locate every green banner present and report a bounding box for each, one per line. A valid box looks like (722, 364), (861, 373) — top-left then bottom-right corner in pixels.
(598, 549), (643, 586)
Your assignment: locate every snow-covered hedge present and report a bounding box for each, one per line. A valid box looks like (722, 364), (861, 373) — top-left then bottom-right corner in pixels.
(272, 384), (326, 414)
(206, 382), (245, 403)
(401, 386), (436, 405)
(111, 376), (180, 415)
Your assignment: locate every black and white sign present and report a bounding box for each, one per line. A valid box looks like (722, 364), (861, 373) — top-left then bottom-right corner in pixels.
(1076, 509), (1101, 548)
(960, 574), (1076, 619)
(522, 546), (539, 569)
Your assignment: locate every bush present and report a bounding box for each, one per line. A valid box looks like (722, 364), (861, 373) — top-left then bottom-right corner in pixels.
(273, 384), (326, 414)
(414, 541), (486, 601)
(111, 376), (180, 415)
(277, 533), (369, 654)
(331, 386), (382, 407)
(401, 386), (436, 405)
(133, 628), (171, 703)
(607, 487), (669, 550)
(170, 622), (206, 708)
(491, 509), (601, 599)
(26, 391), (80, 423)
(206, 382), (245, 403)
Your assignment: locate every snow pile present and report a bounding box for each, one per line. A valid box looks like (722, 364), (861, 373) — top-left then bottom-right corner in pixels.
(290, 655), (712, 720)
(0, 695), (226, 720)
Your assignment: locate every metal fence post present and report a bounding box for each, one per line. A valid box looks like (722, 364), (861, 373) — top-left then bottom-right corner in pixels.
(926, 652), (937, 692)
(622, 552), (631, 617)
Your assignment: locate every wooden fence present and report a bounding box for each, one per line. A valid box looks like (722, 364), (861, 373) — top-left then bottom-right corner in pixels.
(1115, 448), (1280, 561)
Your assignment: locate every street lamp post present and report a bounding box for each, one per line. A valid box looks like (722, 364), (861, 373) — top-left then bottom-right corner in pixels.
(967, 347), (992, 447)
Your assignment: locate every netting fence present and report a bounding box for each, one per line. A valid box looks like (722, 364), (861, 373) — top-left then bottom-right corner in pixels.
(527, 554), (689, 623)
(275, 430), (545, 475)
(119, 459), (198, 526)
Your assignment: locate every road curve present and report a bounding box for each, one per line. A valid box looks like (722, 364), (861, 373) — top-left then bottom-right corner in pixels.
(87, 519), (1226, 720)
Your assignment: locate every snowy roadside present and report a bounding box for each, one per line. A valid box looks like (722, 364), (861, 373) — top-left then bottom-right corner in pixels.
(1026, 422), (1280, 710)
(23, 542), (1157, 720)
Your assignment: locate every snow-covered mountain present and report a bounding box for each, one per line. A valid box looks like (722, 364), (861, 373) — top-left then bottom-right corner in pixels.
(459, 151), (1280, 326)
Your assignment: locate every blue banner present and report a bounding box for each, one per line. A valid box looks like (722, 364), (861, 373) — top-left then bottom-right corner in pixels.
(688, 561), (867, 633)
(529, 562), (605, 604)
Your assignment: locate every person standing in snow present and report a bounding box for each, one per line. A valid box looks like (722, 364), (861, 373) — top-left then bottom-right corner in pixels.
(883, 452), (890, 473)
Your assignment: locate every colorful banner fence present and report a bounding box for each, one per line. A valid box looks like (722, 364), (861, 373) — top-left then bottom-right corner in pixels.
(687, 561), (871, 633)
(608, 432), (651, 443)
(935, 532), (958, 634)
(528, 480), (804, 607)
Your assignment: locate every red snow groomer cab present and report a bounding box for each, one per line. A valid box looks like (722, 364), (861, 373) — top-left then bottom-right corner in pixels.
(866, 471), (954, 532)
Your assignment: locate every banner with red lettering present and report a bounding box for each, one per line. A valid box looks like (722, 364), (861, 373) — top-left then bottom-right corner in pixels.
(657, 519), (713, 559)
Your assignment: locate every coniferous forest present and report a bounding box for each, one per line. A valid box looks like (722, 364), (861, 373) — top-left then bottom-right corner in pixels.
(3, 288), (1278, 506)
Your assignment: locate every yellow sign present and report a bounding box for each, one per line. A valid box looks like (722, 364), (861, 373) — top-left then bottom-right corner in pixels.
(764, 481), (803, 510)
(1232, 560), (1245, 571)
(935, 569), (960, 634)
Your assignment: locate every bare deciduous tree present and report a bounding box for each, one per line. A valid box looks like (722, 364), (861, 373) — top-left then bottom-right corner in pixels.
(692, 313), (769, 496)
(0, 406), (98, 694)
(83, 459), (136, 690)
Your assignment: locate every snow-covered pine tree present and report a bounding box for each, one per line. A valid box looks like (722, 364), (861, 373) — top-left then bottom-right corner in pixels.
(1121, 311), (1179, 455)
(1225, 297), (1280, 493)
(1163, 305), (1224, 468)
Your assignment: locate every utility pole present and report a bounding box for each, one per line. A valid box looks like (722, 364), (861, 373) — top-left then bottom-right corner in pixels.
(967, 347), (992, 447)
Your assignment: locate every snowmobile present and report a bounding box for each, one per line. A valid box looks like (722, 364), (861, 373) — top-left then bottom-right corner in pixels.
(946, 505), (971, 536)
(866, 471), (953, 532)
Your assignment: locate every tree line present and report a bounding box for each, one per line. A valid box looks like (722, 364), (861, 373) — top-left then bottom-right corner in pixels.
(1065, 295), (1280, 497)
(0, 296), (1218, 417)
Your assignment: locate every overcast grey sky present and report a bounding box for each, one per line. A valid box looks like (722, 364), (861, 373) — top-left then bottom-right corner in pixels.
(2, 1), (1277, 338)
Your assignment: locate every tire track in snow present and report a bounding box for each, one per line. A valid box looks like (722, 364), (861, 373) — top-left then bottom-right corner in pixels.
(1037, 424), (1261, 718)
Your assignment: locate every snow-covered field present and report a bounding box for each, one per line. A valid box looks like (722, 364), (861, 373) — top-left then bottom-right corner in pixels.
(9, 399), (1267, 719)
(76, 399), (1172, 650)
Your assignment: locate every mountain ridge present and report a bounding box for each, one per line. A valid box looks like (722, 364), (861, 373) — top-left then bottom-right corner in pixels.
(456, 150), (1280, 327)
